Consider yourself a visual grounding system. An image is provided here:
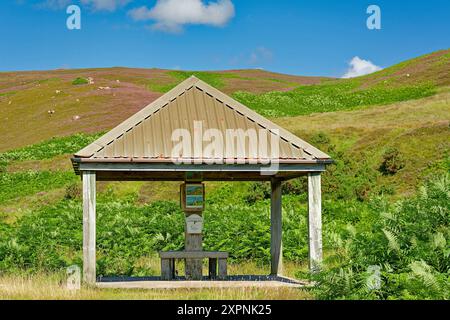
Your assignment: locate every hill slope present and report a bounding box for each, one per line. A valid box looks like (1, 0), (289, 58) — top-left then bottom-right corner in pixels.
(0, 68), (328, 151)
(276, 91), (449, 196)
(0, 49), (448, 152)
(234, 49), (450, 117)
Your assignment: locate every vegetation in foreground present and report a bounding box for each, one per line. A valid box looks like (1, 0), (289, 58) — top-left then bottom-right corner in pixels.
(0, 131), (448, 299)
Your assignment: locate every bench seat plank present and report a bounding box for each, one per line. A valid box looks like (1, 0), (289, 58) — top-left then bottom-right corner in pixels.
(159, 251), (228, 259)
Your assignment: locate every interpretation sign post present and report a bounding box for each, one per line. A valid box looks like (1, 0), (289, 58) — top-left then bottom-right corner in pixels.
(181, 182), (205, 279)
(186, 214), (203, 234)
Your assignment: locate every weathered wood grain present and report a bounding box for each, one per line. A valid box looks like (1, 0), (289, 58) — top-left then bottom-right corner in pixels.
(185, 214), (203, 280)
(218, 258), (228, 280)
(209, 258), (217, 279)
(308, 172), (322, 272)
(270, 178), (283, 275)
(160, 251), (228, 259)
(82, 171), (96, 284)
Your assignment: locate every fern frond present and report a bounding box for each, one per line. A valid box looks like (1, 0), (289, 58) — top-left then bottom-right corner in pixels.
(409, 260), (439, 290)
(430, 232), (446, 249)
(380, 211), (395, 221)
(345, 224), (357, 238)
(382, 228), (401, 252)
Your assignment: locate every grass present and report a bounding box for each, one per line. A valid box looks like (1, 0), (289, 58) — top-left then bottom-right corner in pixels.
(0, 272), (312, 300)
(0, 132), (104, 178)
(0, 91), (16, 97)
(0, 75), (110, 151)
(0, 258), (311, 300)
(0, 188), (66, 224)
(0, 171), (75, 204)
(233, 78), (437, 117)
(364, 49), (450, 87)
(0, 132), (103, 165)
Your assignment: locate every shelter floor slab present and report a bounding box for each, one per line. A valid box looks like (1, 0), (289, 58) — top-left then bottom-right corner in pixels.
(96, 275), (308, 289)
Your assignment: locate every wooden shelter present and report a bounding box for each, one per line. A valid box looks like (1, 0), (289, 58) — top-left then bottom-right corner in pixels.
(72, 76), (332, 284)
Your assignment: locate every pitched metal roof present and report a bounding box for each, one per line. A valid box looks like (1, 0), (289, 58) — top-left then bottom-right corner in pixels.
(74, 76), (331, 164)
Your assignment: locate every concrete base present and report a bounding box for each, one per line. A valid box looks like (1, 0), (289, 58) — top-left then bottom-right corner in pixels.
(96, 275), (308, 289)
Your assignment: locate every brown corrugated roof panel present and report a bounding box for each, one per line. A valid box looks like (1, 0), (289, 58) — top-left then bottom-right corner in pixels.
(74, 76), (331, 164)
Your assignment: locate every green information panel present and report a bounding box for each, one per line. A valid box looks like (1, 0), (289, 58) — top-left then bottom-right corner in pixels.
(181, 183), (205, 211)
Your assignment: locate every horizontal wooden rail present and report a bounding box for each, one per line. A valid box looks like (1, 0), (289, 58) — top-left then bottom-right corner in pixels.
(159, 251), (229, 259)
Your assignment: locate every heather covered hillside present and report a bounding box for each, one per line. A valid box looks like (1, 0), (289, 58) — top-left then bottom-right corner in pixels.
(0, 49), (448, 300)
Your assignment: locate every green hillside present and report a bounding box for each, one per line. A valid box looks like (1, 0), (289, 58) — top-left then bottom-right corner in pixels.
(0, 49), (448, 300)
(0, 49), (448, 152)
(234, 49), (450, 117)
(0, 67), (328, 151)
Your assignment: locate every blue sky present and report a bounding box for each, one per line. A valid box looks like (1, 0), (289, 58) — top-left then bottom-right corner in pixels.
(0, 0), (448, 77)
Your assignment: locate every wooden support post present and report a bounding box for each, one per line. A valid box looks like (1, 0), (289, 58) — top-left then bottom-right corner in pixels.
(82, 171), (96, 284)
(308, 172), (322, 272)
(161, 258), (174, 280)
(218, 258), (227, 279)
(185, 214), (203, 280)
(270, 178), (283, 275)
(171, 258), (175, 279)
(208, 258), (217, 279)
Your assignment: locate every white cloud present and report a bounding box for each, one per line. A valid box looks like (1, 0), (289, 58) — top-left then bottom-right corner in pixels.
(342, 56), (382, 78)
(81, 0), (131, 12)
(37, 0), (130, 11)
(128, 0), (235, 33)
(229, 47), (273, 67)
(249, 47), (273, 65)
(37, 0), (72, 9)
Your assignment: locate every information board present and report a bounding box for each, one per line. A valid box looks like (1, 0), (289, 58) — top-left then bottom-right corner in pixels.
(181, 183), (205, 211)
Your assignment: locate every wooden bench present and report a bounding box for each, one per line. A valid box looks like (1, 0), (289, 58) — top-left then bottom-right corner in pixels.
(159, 251), (228, 280)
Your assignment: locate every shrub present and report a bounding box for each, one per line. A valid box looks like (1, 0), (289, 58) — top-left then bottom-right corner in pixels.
(321, 152), (380, 201)
(282, 178), (306, 196)
(244, 179), (306, 205)
(72, 77), (89, 85)
(310, 132), (331, 145)
(379, 147), (405, 175)
(64, 183), (81, 200)
(204, 197), (309, 263)
(244, 182), (270, 204)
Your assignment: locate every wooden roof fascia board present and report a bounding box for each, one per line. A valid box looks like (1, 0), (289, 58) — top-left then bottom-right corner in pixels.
(193, 79), (331, 159)
(74, 76), (200, 158)
(92, 172), (309, 182)
(73, 157), (333, 165)
(77, 161), (327, 173)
